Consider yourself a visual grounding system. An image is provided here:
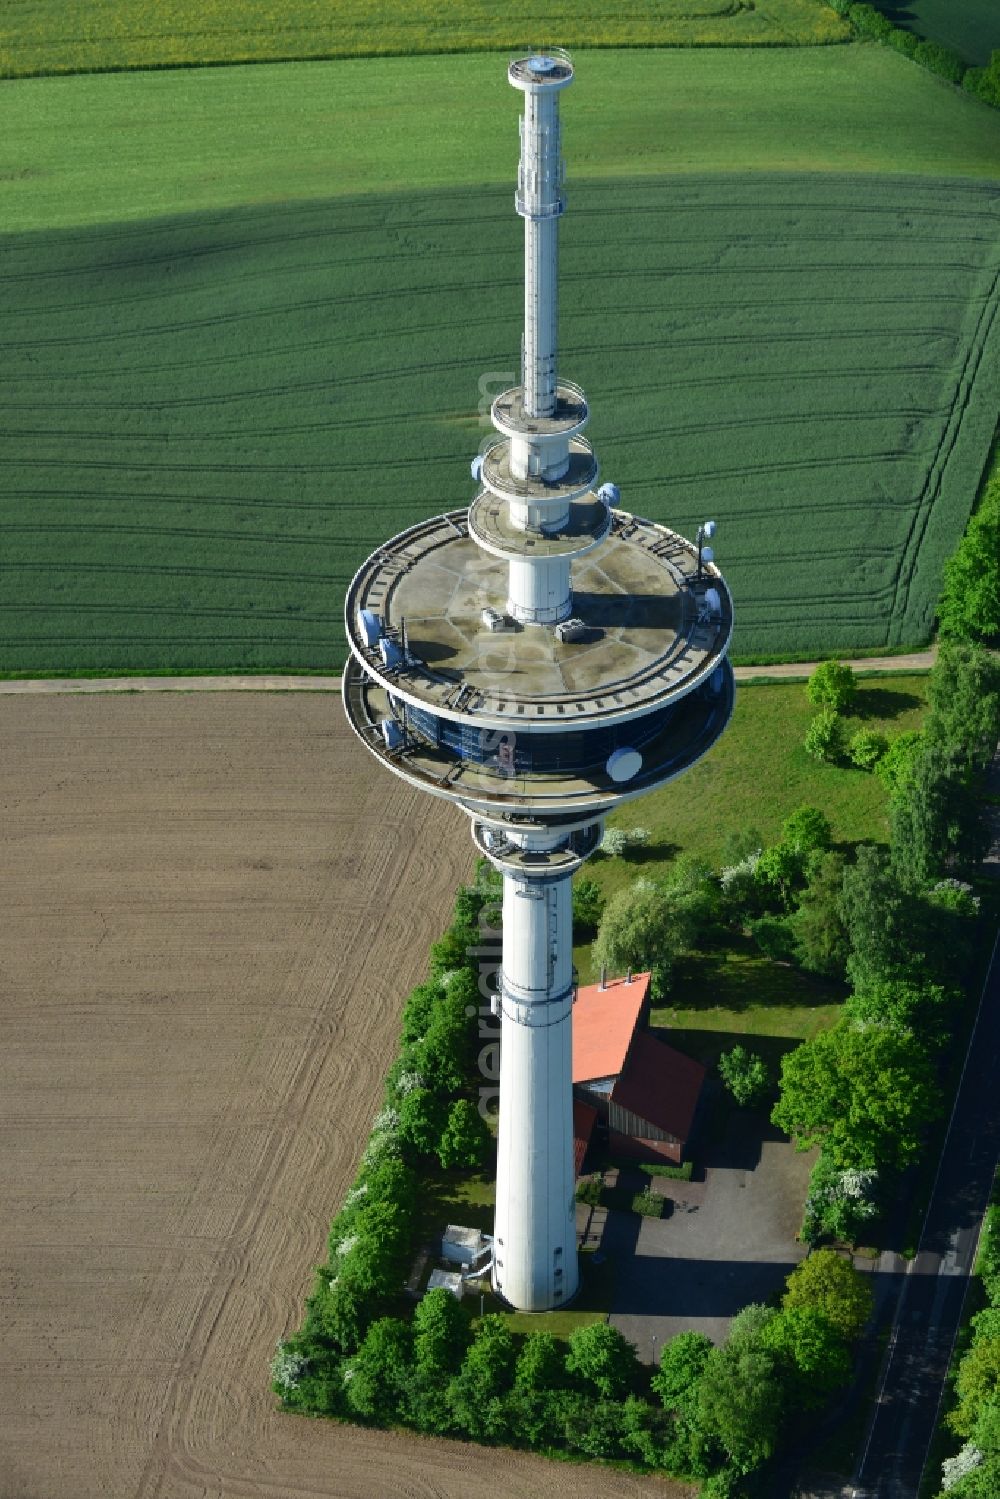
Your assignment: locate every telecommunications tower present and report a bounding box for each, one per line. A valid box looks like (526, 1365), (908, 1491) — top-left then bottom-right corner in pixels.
(343, 50), (734, 1312)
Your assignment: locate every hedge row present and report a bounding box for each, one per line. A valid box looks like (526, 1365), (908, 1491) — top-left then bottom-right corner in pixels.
(828, 0), (1000, 107)
(284, 866), (500, 1367)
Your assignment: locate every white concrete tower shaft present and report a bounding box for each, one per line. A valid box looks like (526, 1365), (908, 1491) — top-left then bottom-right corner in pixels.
(485, 824), (588, 1311)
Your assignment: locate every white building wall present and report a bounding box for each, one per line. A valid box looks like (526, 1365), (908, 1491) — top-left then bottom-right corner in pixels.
(492, 869), (579, 1311)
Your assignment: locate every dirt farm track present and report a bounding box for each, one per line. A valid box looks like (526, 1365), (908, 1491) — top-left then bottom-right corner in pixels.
(0, 692), (689, 1499)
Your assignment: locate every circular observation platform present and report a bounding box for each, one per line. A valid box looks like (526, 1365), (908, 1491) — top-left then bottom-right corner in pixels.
(344, 508), (733, 731)
(469, 492), (611, 561)
(481, 435), (598, 506)
(492, 383), (588, 440)
(509, 51), (574, 90)
(343, 653), (734, 819)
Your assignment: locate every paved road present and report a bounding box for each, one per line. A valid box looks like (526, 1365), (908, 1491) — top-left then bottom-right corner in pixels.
(848, 925), (1000, 1499)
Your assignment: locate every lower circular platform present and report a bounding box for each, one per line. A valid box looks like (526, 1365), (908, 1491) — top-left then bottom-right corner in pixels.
(343, 655), (735, 819)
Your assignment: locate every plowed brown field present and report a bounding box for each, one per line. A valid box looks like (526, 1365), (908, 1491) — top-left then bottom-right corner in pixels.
(0, 692), (690, 1499)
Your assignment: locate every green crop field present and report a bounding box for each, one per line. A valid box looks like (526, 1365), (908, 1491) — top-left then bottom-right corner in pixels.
(874, 0), (1000, 66)
(0, 0), (848, 79)
(3, 50), (999, 676)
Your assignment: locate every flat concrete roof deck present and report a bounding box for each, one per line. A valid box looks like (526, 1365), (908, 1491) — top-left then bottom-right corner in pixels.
(343, 657), (735, 816)
(345, 509), (733, 729)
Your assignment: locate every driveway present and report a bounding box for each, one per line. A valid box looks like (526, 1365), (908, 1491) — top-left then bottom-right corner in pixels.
(604, 1100), (813, 1358)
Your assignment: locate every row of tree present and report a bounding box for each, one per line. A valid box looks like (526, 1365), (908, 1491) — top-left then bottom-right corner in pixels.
(275, 870), (499, 1379)
(827, 0), (1000, 106)
(276, 1248), (872, 1496)
(775, 642), (998, 1244)
(935, 1197), (1000, 1495)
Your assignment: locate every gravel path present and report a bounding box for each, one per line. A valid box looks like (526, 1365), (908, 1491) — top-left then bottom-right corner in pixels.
(0, 652), (938, 696)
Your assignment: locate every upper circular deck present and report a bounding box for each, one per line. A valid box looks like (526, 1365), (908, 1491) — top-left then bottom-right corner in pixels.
(481, 435), (597, 507)
(492, 382), (588, 441)
(468, 491), (611, 561)
(344, 508), (733, 733)
(509, 51), (574, 91)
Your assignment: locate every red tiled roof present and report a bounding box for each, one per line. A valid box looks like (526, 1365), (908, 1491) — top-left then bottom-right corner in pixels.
(573, 1099), (598, 1176)
(611, 1030), (706, 1144)
(572, 972), (650, 1083)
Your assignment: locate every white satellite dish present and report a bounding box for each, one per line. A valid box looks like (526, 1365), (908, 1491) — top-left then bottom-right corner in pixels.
(701, 546), (714, 566)
(703, 520), (717, 539)
(471, 455), (484, 482)
(705, 587), (722, 616)
(606, 747), (643, 782)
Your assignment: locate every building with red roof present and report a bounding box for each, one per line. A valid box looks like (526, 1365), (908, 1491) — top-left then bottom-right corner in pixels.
(571, 972), (706, 1169)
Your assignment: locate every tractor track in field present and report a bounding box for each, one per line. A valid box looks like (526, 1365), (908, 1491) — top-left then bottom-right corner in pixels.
(3, 691), (697, 1499)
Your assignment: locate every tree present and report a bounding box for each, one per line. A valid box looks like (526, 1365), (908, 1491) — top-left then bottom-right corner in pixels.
(437, 1098), (491, 1169)
(748, 913), (797, 962)
(771, 1020), (941, 1169)
(447, 1315), (517, 1440)
(400, 979), (444, 1047)
(783, 1247), (874, 1341)
(926, 640), (1000, 776)
(950, 1338), (1000, 1438)
(914, 37), (965, 82)
(565, 1322), (639, 1399)
(761, 1306), (851, 1409)
(889, 743), (988, 886)
(621, 1394), (677, 1467)
(875, 729), (924, 794)
(844, 975), (954, 1050)
(804, 708), (848, 764)
(413, 1286), (468, 1375)
(652, 1328), (713, 1412)
(514, 1330), (565, 1392)
(755, 841), (806, 909)
(572, 876), (605, 934)
(418, 978), (473, 1093)
(397, 1087), (448, 1159)
(839, 844), (922, 989)
(345, 1316), (412, 1423)
(727, 1303), (778, 1348)
(849, 727), (889, 771)
(807, 660), (857, 711)
(562, 1397), (627, 1458)
(406, 1287), (469, 1433)
(789, 849), (849, 978)
(693, 1341), (785, 1474)
(592, 878), (684, 998)
(717, 1045), (770, 1108)
(801, 1153), (879, 1246)
(782, 805), (833, 855)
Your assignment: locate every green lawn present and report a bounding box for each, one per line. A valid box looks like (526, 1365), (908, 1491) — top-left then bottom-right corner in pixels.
(654, 940), (845, 1056)
(414, 1169), (609, 1338)
(573, 674), (927, 1048)
(873, 0), (1000, 65)
(585, 674), (929, 889)
(0, 0), (848, 78)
